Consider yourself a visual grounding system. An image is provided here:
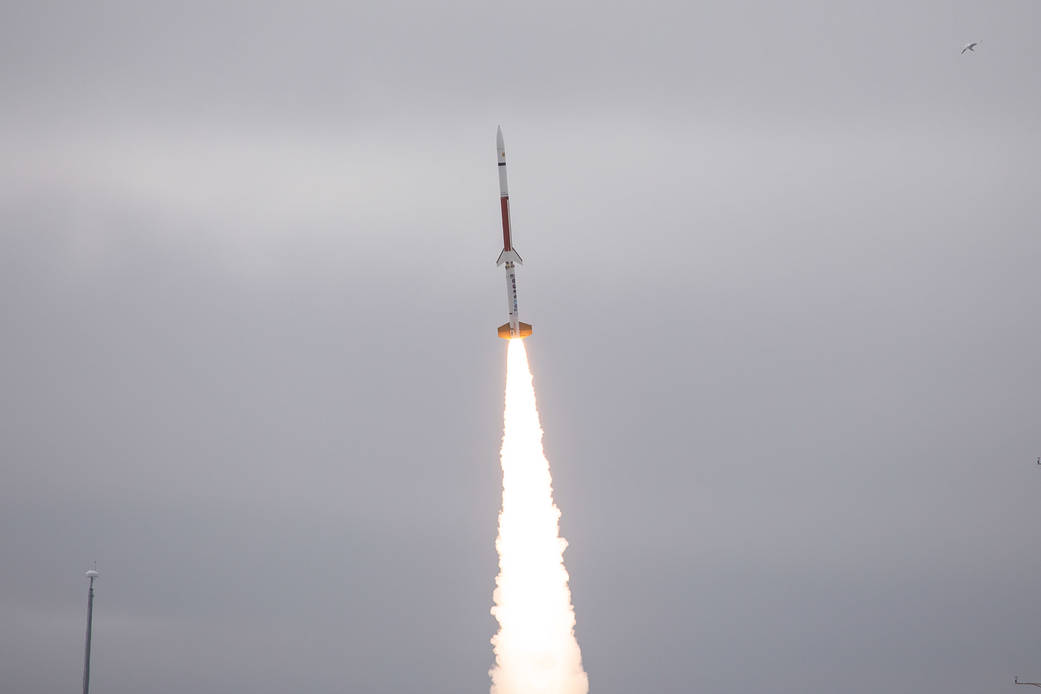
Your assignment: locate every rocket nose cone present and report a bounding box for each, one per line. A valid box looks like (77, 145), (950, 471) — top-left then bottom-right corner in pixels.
(496, 126), (504, 150)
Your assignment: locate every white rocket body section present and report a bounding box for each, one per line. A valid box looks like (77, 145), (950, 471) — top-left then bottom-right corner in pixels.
(496, 126), (531, 340)
(497, 128), (510, 197)
(504, 262), (521, 333)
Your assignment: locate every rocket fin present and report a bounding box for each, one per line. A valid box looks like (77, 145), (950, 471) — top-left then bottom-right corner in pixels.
(496, 249), (523, 266)
(497, 322), (533, 339)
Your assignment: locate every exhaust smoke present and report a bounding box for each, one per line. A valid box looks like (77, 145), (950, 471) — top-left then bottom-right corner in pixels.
(490, 339), (589, 694)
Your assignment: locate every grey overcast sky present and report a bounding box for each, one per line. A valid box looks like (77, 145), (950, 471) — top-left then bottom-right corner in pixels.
(2, 1), (1039, 693)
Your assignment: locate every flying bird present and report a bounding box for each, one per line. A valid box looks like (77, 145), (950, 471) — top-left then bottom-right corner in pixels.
(961, 41), (979, 54)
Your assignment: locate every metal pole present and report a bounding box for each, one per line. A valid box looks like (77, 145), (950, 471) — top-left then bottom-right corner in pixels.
(82, 568), (98, 694)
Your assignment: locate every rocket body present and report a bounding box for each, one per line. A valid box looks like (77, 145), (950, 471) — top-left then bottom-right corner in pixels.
(495, 127), (532, 340)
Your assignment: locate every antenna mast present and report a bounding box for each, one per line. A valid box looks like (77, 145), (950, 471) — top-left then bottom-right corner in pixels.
(82, 565), (99, 694)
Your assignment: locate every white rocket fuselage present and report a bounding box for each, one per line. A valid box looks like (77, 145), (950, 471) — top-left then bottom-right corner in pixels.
(496, 127), (531, 340)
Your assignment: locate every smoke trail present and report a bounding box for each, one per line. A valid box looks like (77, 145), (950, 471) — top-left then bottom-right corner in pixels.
(490, 339), (588, 694)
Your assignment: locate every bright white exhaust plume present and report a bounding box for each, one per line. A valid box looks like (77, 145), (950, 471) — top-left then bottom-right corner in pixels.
(490, 339), (589, 694)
